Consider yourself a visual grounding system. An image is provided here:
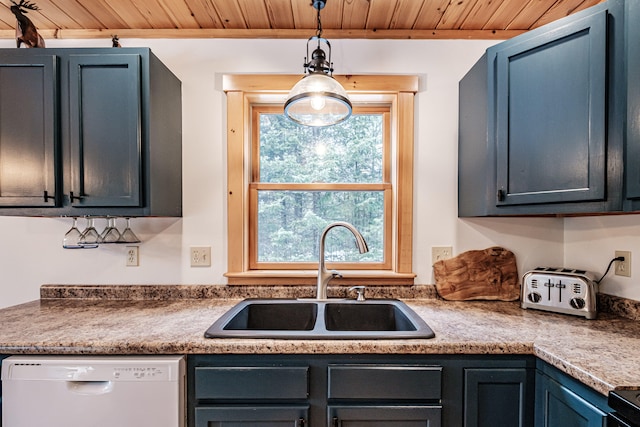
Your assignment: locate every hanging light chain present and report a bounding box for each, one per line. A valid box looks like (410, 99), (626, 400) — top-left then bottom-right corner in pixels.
(316, 4), (323, 39)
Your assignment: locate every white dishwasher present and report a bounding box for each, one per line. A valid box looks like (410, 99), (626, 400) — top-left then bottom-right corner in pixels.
(1, 355), (185, 427)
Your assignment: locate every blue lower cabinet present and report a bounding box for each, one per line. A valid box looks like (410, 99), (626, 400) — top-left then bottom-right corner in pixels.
(535, 361), (610, 427)
(188, 355), (536, 427)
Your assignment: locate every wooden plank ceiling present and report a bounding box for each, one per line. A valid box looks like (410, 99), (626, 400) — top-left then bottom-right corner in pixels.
(0, 0), (606, 41)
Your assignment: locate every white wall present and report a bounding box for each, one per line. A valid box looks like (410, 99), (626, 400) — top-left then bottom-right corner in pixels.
(0, 36), (602, 309)
(564, 215), (640, 300)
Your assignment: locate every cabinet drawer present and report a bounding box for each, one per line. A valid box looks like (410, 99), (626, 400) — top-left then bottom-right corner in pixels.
(195, 405), (309, 427)
(328, 364), (441, 400)
(195, 366), (309, 400)
(328, 404), (442, 426)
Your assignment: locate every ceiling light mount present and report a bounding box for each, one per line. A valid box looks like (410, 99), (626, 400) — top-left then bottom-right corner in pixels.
(284, 0), (352, 127)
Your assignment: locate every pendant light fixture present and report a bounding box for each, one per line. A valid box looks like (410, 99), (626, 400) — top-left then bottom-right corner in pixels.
(284, 0), (352, 127)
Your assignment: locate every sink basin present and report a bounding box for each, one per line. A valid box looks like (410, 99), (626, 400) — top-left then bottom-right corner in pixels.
(324, 302), (419, 331)
(204, 299), (435, 339)
(223, 302), (317, 331)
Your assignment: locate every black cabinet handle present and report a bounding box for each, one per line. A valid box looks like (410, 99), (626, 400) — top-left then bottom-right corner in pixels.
(43, 190), (55, 202)
(69, 191), (83, 202)
(296, 418), (306, 427)
(497, 189), (505, 202)
(332, 416), (339, 427)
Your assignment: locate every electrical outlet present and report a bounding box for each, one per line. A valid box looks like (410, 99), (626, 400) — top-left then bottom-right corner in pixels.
(190, 246), (211, 267)
(615, 250), (631, 277)
(432, 246), (453, 264)
(126, 246), (139, 267)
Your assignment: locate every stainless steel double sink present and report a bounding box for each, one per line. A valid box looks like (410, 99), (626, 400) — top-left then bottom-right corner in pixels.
(204, 299), (435, 339)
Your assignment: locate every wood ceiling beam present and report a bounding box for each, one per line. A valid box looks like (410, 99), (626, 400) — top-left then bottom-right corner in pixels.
(0, 28), (524, 40)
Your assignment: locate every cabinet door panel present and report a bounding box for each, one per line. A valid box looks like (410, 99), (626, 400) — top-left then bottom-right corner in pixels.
(464, 368), (534, 427)
(68, 54), (141, 207)
(535, 373), (606, 427)
(328, 405), (441, 427)
(0, 56), (58, 207)
(625, 0), (640, 200)
(494, 11), (607, 206)
(195, 405), (308, 427)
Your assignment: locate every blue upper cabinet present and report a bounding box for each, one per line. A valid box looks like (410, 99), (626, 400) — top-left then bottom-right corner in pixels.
(0, 48), (182, 217)
(494, 11), (607, 207)
(459, 0), (629, 216)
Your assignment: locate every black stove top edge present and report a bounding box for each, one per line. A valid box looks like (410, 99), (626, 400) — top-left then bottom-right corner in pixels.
(609, 390), (640, 425)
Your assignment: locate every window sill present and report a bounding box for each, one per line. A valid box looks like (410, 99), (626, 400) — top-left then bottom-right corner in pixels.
(224, 270), (416, 286)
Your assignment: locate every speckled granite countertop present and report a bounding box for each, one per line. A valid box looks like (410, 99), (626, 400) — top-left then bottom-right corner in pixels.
(0, 284), (638, 396)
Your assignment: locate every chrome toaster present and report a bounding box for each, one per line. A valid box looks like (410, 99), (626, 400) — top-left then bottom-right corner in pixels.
(521, 267), (598, 319)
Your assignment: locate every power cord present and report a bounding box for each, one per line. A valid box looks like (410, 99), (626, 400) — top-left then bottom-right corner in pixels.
(595, 256), (625, 284)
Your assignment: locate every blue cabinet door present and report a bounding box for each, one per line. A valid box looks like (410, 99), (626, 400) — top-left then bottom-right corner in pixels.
(535, 369), (608, 427)
(0, 55), (59, 208)
(464, 368), (534, 427)
(493, 9), (608, 207)
(624, 0), (640, 203)
(68, 54), (142, 208)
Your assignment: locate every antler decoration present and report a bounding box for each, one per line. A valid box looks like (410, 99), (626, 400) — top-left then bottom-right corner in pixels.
(10, 0), (46, 48)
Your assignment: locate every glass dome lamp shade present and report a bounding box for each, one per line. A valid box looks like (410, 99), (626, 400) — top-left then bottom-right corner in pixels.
(284, 0), (352, 127)
(284, 73), (352, 127)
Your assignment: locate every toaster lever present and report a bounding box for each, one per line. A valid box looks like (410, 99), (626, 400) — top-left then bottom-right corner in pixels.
(544, 280), (554, 300)
(556, 281), (566, 302)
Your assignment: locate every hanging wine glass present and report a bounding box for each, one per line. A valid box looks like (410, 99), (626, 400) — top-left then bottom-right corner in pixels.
(118, 217), (140, 243)
(62, 217), (84, 249)
(78, 217), (100, 247)
(99, 216), (122, 244)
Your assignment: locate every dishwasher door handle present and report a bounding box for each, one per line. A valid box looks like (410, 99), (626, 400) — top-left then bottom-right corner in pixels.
(67, 381), (114, 395)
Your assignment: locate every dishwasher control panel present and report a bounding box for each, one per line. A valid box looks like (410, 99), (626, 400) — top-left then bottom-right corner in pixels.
(521, 267), (598, 319)
(6, 359), (175, 381)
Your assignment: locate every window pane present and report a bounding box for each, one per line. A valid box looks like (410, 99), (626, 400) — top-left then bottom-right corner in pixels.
(259, 114), (383, 184)
(257, 190), (384, 263)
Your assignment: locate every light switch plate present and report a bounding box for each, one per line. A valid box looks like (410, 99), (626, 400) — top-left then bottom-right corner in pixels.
(190, 246), (211, 267)
(432, 246), (453, 264)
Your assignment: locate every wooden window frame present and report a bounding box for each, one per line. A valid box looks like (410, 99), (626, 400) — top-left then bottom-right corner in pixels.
(249, 105), (392, 271)
(223, 74), (417, 285)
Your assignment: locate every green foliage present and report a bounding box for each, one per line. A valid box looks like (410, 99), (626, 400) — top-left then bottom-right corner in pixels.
(257, 114), (385, 264)
(260, 114), (383, 183)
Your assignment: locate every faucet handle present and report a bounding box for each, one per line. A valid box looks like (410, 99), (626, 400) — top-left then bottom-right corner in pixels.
(349, 285), (366, 301)
(331, 270), (343, 279)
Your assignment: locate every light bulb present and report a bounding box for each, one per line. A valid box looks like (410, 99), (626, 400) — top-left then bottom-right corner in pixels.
(315, 142), (327, 157)
(310, 95), (326, 111)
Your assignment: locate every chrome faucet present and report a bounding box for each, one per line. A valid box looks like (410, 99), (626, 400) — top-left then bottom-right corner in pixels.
(316, 221), (369, 300)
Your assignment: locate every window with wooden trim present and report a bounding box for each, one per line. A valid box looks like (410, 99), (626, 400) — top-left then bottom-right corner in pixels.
(223, 75), (417, 285)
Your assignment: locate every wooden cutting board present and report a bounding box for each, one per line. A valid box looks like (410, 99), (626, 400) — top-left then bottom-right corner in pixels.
(433, 246), (520, 301)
